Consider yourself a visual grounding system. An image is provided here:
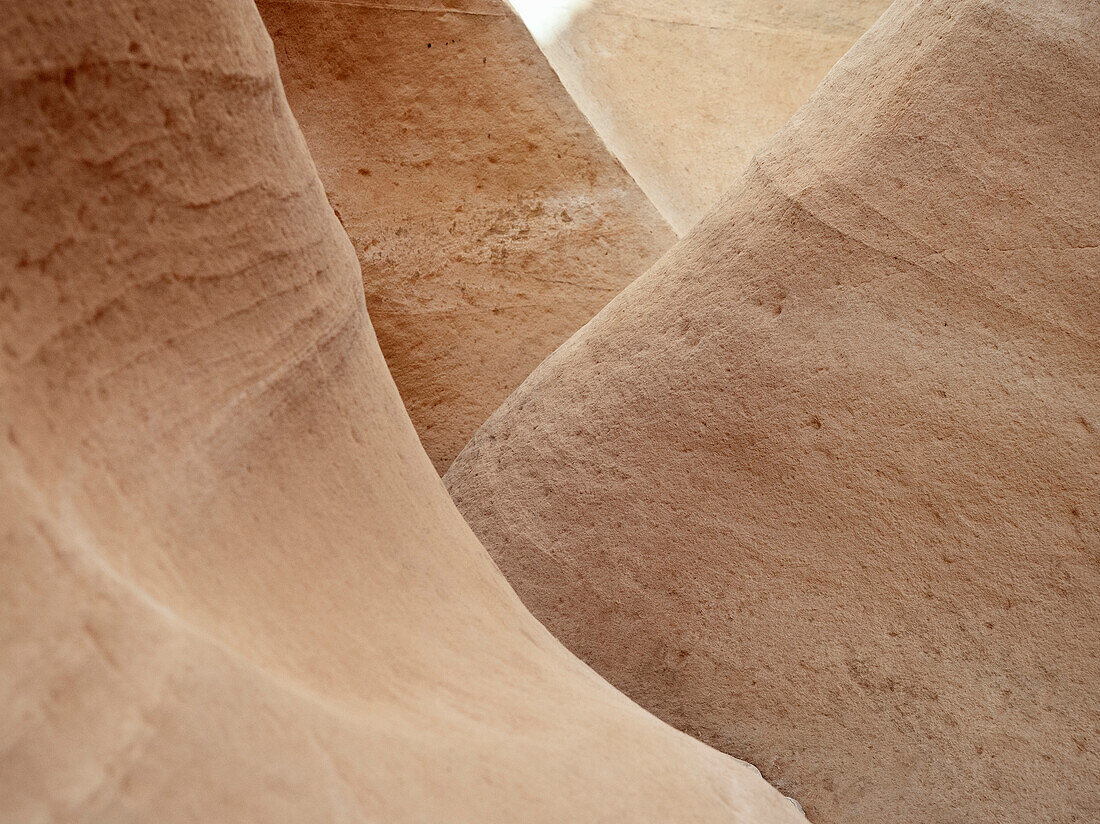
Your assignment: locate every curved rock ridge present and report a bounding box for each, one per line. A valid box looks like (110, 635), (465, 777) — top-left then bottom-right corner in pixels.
(0, 2), (802, 821)
(510, 0), (893, 234)
(255, 0), (676, 473)
(447, 1), (1100, 821)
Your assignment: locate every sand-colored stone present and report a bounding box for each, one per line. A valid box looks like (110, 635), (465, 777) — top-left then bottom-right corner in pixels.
(447, 1), (1100, 821)
(0, 2), (805, 821)
(509, 0), (892, 234)
(255, 0), (675, 473)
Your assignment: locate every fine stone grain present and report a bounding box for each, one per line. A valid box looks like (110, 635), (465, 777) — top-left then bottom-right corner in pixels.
(257, 0), (676, 472)
(447, 1), (1100, 822)
(0, 2), (802, 821)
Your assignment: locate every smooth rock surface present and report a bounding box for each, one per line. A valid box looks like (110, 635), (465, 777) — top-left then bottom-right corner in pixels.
(257, 0), (676, 472)
(510, 0), (893, 233)
(0, 2), (802, 821)
(447, 1), (1100, 821)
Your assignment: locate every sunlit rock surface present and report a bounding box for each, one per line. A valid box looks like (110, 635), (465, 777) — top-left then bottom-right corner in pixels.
(511, 0), (893, 234)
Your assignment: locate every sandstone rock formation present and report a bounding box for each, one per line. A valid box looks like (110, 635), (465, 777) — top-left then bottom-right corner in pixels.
(509, 0), (893, 234)
(256, 0), (675, 472)
(0, 1), (803, 821)
(447, 1), (1100, 821)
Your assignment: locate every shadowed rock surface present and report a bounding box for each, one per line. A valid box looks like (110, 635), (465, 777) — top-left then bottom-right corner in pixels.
(0, 1), (804, 821)
(256, 0), (676, 472)
(447, 1), (1100, 821)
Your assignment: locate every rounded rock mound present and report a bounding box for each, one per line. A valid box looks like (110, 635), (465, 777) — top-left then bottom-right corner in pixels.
(446, 1), (1100, 821)
(0, 2), (801, 821)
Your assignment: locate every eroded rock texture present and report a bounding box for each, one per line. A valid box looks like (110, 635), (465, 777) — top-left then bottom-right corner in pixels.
(447, 1), (1100, 821)
(0, 1), (802, 821)
(256, 0), (676, 472)
(512, 0), (893, 233)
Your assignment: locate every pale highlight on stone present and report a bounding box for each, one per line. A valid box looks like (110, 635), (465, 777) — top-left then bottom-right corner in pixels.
(510, 0), (894, 233)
